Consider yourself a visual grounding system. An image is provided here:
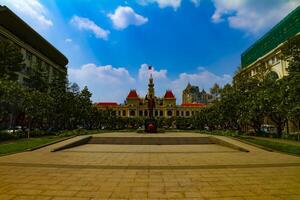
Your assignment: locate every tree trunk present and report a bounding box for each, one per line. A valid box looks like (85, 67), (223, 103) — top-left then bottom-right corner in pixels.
(276, 123), (283, 138)
(28, 119), (31, 139)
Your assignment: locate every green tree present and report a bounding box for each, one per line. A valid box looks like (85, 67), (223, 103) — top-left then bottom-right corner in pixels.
(210, 83), (221, 97)
(282, 35), (300, 133)
(0, 78), (25, 129)
(0, 39), (24, 80)
(26, 61), (49, 93)
(24, 90), (53, 138)
(78, 86), (92, 128)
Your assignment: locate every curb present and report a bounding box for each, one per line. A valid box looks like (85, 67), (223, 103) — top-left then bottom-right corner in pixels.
(231, 136), (274, 152)
(51, 136), (92, 152)
(27, 136), (77, 151)
(211, 136), (249, 152)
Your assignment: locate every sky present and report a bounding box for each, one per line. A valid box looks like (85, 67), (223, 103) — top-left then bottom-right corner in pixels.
(1, 0), (300, 103)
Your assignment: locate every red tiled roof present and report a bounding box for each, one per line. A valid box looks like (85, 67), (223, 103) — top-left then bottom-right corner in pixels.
(127, 90), (139, 99)
(164, 90), (175, 99)
(96, 102), (118, 107)
(181, 103), (206, 107)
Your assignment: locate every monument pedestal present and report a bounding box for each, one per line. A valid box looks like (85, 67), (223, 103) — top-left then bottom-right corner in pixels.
(144, 119), (157, 133)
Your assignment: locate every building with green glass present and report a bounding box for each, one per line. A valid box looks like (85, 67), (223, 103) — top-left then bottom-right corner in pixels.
(235, 5), (300, 80)
(0, 6), (68, 84)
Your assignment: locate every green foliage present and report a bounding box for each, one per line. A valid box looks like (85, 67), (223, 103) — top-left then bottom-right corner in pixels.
(26, 60), (49, 92)
(210, 83), (221, 97)
(200, 130), (241, 137)
(0, 136), (63, 156)
(0, 39), (23, 80)
(237, 136), (300, 156)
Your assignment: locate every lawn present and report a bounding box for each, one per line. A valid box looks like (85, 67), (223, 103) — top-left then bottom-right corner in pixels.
(237, 136), (300, 156)
(0, 136), (65, 156)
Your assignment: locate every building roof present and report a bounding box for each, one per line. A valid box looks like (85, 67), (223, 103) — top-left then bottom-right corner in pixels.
(96, 102), (118, 107)
(180, 103), (206, 107)
(164, 90), (175, 99)
(127, 90), (139, 99)
(241, 5), (300, 68)
(0, 6), (68, 67)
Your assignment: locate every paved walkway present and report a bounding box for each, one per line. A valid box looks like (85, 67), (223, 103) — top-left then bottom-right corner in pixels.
(0, 132), (300, 200)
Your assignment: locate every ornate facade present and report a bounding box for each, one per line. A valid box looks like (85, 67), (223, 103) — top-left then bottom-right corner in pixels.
(96, 76), (206, 118)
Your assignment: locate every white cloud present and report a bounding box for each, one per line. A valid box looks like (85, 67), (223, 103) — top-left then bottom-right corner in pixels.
(65, 38), (72, 43)
(69, 64), (135, 102)
(190, 0), (201, 7)
(139, 64), (167, 80)
(137, 0), (182, 10)
(211, 0), (300, 34)
(70, 16), (110, 40)
(108, 6), (148, 30)
(69, 64), (231, 103)
(0, 0), (53, 28)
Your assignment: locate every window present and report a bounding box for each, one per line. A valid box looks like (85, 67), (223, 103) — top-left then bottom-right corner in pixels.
(167, 110), (172, 117)
(122, 110), (126, 116)
(26, 51), (32, 61)
(155, 110), (158, 116)
(36, 58), (42, 67)
(160, 110), (163, 116)
(176, 111), (179, 116)
(21, 65), (28, 73)
(144, 110), (148, 117)
(129, 110), (135, 116)
(139, 111), (143, 116)
(186, 111), (190, 117)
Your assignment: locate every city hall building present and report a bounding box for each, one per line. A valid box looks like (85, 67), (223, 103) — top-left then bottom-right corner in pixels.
(234, 5), (300, 80)
(96, 75), (207, 118)
(0, 6), (68, 84)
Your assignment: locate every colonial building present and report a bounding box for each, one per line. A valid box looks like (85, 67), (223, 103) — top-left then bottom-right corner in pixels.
(182, 83), (214, 104)
(0, 6), (68, 84)
(234, 5), (300, 80)
(96, 75), (206, 118)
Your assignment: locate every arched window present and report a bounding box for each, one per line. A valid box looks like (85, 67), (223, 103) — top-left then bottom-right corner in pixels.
(267, 71), (279, 81)
(167, 110), (172, 116)
(144, 110), (148, 117)
(130, 110), (135, 116)
(160, 110), (163, 116)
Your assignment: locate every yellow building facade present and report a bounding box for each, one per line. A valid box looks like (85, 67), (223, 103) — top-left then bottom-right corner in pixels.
(96, 76), (206, 118)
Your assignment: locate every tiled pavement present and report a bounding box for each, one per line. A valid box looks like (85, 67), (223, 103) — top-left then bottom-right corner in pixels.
(0, 132), (300, 200)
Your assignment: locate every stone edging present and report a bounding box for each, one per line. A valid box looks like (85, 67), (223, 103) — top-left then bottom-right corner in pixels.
(51, 136), (92, 152)
(27, 136), (77, 151)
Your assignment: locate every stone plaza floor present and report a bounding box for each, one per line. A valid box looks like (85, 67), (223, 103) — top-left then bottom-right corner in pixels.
(1, 132), (300, 200)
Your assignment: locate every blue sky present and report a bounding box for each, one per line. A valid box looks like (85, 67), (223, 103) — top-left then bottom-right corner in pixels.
(1, 0), (300, 103)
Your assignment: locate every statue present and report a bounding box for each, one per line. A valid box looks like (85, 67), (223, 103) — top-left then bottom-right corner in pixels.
(144, 72), (157, 133)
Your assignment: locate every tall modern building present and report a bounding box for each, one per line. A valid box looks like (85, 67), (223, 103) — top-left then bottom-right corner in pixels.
(0, 6), (68, 84)
(182, 83), (214, 104)
(234, 5), (300, 80)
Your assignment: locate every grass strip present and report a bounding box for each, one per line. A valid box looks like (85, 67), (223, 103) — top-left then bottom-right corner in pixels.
(0, 136), (64, 156)
(237, 136), (300, 156)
